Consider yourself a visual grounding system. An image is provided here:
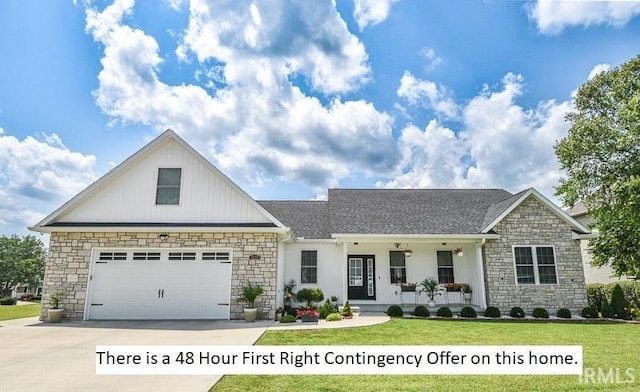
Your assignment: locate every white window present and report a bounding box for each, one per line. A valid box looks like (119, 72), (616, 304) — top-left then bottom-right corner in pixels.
(301, 250), (317, 283)
(156, 168), (182, 205)
(513, 246), (558, 285)
(389, 251), (406, 284)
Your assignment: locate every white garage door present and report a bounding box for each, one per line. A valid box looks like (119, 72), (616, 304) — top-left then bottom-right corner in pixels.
(85, 248), (232, 320)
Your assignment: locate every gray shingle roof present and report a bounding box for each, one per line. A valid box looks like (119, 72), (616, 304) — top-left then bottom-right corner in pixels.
(258, 201), (330, 239)
(481, 189), (529, 230)
(259, 188), (516, 237)
(328, 189), (513, 235)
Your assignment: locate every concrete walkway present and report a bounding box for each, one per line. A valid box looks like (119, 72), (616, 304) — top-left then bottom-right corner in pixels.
(0, 313), (389, 392)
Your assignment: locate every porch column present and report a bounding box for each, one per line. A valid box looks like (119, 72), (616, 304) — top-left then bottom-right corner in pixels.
(276, 240), (285, 309)
(341, 240), (348, 306)
(475, 241), (487, 309)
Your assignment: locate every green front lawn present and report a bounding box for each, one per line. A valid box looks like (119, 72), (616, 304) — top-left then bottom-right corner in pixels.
(213, 319), (638, 391)
(0, 303), (41, 321)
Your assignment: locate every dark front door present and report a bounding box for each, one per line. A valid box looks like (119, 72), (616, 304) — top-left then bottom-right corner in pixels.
(348, 255), (376, 300)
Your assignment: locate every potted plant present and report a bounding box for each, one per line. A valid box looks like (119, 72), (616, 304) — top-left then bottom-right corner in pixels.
(419, 278), (445, 308)
(461, 283), (472, 303)
(330, 295), (339, 310)
(238, 282), (264, 322)
(400, 282), (417, 292)
(47, 292), (64, 323)
(297, 308), (320, 323)
(283, 279), (296, 308)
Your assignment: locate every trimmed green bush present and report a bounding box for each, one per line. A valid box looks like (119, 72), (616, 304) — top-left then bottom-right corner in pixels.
(413, 305), (429, 317)
(601, 300), (614, 318)
(581, 306), (599, 318)
(532, 307), (549, 318)
(586, 283), (607, 312)
(280, 314), (296, 323)
(460, 306), (477, 318)
(0, 297), (17, 305)
(340, 301), (353, 318)
(484, 306), (501, 318)
(509, 306), (525, 318)
(326, 313), (343, 322)
(436, 307), (453, 317)
(610, 284), (631, 320)
(556, 308), (572, 319)
(387, 305), (404, 317)
(296, 288), (324, 308)
(318, 299), (335, 319)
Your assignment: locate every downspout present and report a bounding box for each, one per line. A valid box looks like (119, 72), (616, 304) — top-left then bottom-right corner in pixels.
(340, 239), (348, 306)
(276, 231), (293, 310)
(476, 237), (488, 309)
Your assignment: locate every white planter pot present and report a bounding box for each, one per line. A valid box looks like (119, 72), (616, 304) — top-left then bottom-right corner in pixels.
(244, 308), (258, 322)
(47, 308), (64, 323)
(427, 300), (437, 308)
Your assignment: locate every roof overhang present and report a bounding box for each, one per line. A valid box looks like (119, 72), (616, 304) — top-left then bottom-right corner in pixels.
(481, 188), (591, 235)
(572, 231), (599, 240)
(29, 223), (290, 234)
(330, 233), (500, 243)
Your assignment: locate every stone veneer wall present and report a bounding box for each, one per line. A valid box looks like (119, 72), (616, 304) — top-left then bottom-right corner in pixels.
(41, 231), (278, 321)
(483, 197), (588, 314)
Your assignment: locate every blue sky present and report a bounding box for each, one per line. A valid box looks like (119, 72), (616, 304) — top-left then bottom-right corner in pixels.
(1, 0), (640, 239)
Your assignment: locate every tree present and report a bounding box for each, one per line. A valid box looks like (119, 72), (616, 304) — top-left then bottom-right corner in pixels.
(0, 235), (46, 297)
(555, 54), (640, 278)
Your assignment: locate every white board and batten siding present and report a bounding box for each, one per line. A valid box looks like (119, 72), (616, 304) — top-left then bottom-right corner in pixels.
(57, 138), (273, 224)
(85, 248), (232, 320)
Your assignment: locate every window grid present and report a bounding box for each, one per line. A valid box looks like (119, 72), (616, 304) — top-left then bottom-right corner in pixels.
(514, 246), (557, 285)
(301, 250), (317, 284)
(437, 251), (455, 283)
(156, 168), (182, 205)
(389, 251), (406, 284)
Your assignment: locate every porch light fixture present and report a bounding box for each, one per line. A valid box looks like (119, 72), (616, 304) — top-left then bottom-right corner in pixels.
(452, 247), (463, 257)
(404, 249), (413, 257)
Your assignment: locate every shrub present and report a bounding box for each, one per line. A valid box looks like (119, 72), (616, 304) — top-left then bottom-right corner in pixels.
(387, 305), (404, 317)
(509, 306), (525, 318)
(340, 301), (354, 318)
(326, 313), (343, 322)
(581, 306), (599, 318)
(532, 307), (549, 318)
(318, 299), (335, 319)
(436, 307), (453, 317)
(484, 306), (501, 318)
(601, 300), (614, 318)
(460, 306), (477, 318)
(413, 305), (430, 317)
(279, 314), (296, 323)
(296, 288), (324, 308)
(610, 284), (631, 320)
(586, 283), (607, 312)
(556, 308), (572, 319)
(0, 297), (17, 306)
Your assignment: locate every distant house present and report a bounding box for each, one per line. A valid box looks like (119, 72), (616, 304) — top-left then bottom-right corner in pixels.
(567, 202), (633, 284)
(30, 130), (589, 321)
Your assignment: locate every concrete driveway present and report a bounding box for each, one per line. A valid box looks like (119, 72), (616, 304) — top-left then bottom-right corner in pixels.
(0, 317), (271, 392)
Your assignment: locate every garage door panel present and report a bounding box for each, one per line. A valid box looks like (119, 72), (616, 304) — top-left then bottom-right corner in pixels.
(87, 249), (232, 320)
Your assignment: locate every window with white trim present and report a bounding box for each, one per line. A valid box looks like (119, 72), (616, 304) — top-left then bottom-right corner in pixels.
(301, 250), (317, 283)
(437, 251), (454, 283)
(513, 246), (558, 284)
(389, 251), (406, 284)
(156, 168), (182, 205)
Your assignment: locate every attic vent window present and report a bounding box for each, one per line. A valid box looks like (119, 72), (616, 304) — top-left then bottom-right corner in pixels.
(156, 168), (182, 205)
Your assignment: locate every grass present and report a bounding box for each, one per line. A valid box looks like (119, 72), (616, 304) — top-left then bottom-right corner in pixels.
(213, 318), (638, 391)
(0, 303), (41, 321)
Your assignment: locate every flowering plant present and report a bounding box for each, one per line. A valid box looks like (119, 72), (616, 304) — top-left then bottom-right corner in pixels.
(296, 309), (319, 318)
(400, 282), (417, 291)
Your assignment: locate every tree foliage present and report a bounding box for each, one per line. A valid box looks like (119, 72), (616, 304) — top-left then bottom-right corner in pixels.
(0, 235), (46, 297)
(555, 54), (640, 278)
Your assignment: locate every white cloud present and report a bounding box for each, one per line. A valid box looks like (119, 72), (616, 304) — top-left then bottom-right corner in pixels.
(85, 0), (396, 194)
(529, 0), (640, 34)
(0, 130), (98, 236)
(383, 73), (573, 202)
(397, 71), (458, 118)
(588, 63), (611, 80)
(421, 47), (442, 72)
(353, 0), (399, 30)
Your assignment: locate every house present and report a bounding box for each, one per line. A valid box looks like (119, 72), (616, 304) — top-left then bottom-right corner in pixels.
(568, 202), (633, 284)
(30, 130), (589, 321)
